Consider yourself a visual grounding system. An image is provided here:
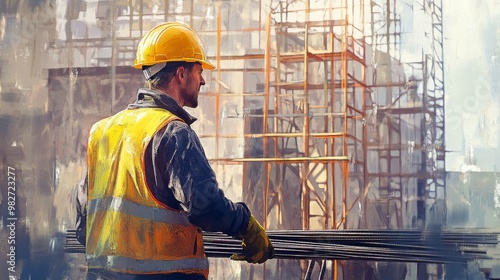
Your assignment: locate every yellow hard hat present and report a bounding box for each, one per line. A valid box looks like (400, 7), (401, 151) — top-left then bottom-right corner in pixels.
(133, 22), (215, 77)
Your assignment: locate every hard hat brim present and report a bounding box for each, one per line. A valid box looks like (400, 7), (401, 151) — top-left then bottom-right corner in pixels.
(201, 61), (216, 70)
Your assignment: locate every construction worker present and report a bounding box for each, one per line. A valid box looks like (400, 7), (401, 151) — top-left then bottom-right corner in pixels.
(75, 22), (274, 280)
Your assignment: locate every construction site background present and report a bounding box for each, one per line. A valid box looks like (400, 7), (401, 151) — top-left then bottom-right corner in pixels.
(0, 0), (500, 279)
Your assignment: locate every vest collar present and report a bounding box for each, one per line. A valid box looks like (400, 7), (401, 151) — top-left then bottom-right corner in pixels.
(129, 88), (197, 125)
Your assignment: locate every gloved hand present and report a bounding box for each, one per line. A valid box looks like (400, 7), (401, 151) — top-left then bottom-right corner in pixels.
(230, 215), (275, 264)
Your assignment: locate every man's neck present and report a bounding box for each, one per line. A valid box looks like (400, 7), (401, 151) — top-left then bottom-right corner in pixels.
(156, 87), (184, 107)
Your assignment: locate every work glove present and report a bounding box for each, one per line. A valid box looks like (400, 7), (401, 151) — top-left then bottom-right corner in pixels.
(230, 215), (275, 264)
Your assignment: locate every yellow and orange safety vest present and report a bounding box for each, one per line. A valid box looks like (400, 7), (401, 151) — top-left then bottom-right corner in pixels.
(85, 107), (208, 277)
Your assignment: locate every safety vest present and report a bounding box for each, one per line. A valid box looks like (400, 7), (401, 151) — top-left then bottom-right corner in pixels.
(86, 107), (208, 277)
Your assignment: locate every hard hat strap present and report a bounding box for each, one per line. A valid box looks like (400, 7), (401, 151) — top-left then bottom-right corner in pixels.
(143, 62), (167, 80)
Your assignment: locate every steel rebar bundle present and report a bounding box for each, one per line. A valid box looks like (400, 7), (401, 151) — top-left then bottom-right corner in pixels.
(64, 229), (499, 264)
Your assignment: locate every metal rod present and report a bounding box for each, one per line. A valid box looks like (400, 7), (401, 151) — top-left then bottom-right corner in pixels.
(65, 229), (498, 264)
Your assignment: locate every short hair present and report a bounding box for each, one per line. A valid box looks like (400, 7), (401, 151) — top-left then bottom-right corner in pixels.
(143, 62), (195, 90)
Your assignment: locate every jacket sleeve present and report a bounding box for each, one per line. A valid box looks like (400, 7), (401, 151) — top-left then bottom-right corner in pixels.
(75, 165), (88, 246)
(154, 121), (250, 236)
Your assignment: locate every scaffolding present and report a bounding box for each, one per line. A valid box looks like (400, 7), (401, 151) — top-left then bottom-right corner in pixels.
(364, 0), (424, 230)
(422, 0), (446, 213)
(262, 0), (368, 232)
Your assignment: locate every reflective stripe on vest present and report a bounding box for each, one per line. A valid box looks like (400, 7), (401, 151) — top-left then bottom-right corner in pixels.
(86, 107), (208, 277)
(87, 255), (209, 273)
(88, 196), (190, 226)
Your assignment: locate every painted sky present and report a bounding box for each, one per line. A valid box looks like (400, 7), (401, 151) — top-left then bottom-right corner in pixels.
(444, 0), (500, 172)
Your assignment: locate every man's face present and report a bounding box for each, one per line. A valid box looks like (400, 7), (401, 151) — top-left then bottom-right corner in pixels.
(181, 63), (205, 108)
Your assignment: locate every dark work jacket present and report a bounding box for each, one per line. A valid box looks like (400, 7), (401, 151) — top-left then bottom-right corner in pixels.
(75, 88), (251, 279)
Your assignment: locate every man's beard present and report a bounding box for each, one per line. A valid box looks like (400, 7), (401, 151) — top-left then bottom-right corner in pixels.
(182, 74), (199, 108)
(186, 93), (198, 108)
(183, 85), (199, 108)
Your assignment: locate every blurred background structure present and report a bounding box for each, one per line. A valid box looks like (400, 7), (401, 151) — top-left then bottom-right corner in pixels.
(1, 0), (500, 279)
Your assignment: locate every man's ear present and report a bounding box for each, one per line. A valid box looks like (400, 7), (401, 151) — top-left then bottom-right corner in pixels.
(176, 66), (185, 79)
